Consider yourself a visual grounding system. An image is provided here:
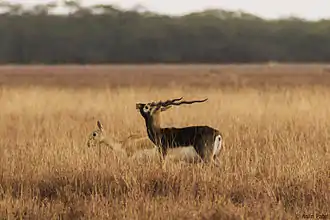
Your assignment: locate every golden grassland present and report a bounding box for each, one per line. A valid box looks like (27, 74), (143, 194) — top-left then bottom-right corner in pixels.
(0, 64), (329, 219)
(1, 63), (330, 88)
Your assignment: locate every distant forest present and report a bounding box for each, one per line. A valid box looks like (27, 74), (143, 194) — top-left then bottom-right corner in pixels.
(0, 0), (329, 64)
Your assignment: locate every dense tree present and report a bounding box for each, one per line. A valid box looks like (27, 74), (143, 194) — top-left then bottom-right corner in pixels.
(0, 0), (329, 64)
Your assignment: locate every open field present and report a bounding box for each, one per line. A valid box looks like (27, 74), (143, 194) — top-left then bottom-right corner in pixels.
(0, 64), (329, 219)
(1, 63), (330, 88)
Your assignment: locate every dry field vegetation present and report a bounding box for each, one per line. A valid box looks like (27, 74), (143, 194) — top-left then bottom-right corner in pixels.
(0, 64), (329, 219)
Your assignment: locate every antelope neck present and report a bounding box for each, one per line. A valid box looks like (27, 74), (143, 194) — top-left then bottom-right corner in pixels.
(145, 115), (161, 145)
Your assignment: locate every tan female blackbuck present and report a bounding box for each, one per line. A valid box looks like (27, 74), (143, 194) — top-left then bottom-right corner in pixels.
(136, 97), (223, 165)
(86, 120), (199, 163)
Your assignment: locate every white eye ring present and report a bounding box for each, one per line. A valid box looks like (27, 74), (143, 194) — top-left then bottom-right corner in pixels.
(143, 105), (150, 113)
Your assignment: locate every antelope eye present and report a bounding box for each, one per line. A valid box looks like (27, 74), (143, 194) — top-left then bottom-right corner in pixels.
(92, 132), (97, 137)
(143, 105), (150, 112)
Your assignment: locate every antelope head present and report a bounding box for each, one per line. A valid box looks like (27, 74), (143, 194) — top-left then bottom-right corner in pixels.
(136, 97), (208, 119)
(87, 120), (107, 148)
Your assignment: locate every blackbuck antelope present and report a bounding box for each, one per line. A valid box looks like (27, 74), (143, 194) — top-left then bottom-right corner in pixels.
(136, 97), (223, 164)
(87, 120), (199, 163)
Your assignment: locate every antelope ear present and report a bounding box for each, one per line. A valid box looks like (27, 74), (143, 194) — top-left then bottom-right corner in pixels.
(161, 106), (172, 112)
(97, 120), (104, 132)
(150, 105), (161, 114)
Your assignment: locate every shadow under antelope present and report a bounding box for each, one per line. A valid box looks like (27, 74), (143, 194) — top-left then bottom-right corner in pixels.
(136, 97), (223, 165)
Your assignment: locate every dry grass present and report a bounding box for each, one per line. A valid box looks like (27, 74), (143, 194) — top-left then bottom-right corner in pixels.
(0, 64), (329, 219)
(1, 63), (330, 88)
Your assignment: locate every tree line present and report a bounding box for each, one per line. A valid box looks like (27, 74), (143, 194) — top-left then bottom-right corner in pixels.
(0, 0), (329, 64)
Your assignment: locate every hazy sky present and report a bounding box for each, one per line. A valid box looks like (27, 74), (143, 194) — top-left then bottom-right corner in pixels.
(7, 0), (330, 20)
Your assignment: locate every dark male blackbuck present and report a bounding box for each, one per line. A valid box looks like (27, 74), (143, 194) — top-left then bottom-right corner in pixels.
(136, 97), (223, 165)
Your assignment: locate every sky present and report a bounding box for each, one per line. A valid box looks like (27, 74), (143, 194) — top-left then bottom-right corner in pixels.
(6, 0), (330, 20)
